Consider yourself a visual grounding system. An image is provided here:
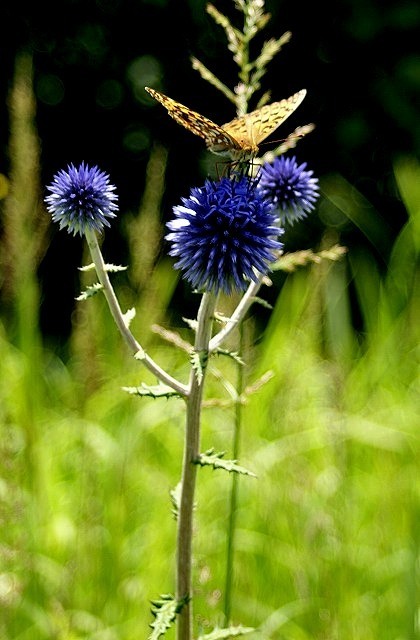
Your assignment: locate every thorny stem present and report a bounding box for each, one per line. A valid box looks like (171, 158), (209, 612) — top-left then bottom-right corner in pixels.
(176, 292), (218, 640)
(85, 228), (188, 397)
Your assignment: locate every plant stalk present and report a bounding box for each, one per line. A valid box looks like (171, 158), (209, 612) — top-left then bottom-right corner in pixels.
(176, 292), (217, 640)
(85, 228), (188, 396)
(223, 324), (244, 624)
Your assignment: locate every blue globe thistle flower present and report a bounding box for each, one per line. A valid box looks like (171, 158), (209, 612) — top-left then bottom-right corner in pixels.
(166, 177), (283, 294)
(45, 162), (118, 236)
(258, 155), (319, 224)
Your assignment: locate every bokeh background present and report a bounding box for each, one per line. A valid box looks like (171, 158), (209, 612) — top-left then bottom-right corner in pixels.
(0, 0), (419, 639)
(1, 0), (419, 339)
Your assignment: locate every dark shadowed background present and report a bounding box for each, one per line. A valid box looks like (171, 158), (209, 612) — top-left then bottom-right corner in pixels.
(1, 0), (419, 340)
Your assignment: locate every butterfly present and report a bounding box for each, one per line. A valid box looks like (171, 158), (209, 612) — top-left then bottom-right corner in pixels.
(145, 86), (306, 161)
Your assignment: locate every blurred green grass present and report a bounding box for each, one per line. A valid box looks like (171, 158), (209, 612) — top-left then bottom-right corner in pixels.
(1, 160), (418, 637)
(0, 58), (418, 640)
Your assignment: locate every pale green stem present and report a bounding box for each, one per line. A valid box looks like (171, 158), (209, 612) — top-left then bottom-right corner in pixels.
(176, 292), (218, 640)
(223, 324), (244, 624)
(209, 276), (263, 352)
(84, 228), (188, 397)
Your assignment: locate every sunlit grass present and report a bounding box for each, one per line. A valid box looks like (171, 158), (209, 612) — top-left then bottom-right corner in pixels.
(0, 57), (418, 639)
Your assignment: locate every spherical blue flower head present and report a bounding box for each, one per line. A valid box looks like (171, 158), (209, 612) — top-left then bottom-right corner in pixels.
(258, 156), (319, 224)
(166, 177), (283, 294)
(45, 162), (118, 236)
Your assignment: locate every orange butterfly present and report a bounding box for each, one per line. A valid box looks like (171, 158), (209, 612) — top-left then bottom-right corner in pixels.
(145, 86), (306, 161)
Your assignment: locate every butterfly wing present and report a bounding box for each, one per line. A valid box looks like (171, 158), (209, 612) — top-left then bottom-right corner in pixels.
(145, 87), (240, 155)
(222, 89), (307, 149)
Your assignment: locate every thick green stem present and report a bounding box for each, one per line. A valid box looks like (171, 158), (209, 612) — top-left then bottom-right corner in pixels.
(176, 292), (217, 640)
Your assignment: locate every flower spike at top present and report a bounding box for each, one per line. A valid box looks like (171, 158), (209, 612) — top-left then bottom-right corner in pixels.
(166, 176), (283, 294)
(45, 162), (118, 236)
(258, 155), (319, 224)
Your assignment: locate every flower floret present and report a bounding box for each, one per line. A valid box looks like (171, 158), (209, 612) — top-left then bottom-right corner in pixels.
(258, 155), (319, 224)
(166, 177), (283, 294)
(45, 162), (118, 236)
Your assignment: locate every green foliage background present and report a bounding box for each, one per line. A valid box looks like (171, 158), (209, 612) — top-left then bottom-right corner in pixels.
(0, 1), (419, 638)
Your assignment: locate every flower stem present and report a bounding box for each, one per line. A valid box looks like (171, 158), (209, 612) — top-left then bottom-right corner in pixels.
(85, 228), (188, 396)
(223, 324), (244, 625)
(176, 292), (217, 640)
(209, 276), (263, 352)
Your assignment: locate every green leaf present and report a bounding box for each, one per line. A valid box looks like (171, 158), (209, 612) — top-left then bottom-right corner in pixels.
(122, 307), (136, 328)
(79, 262), (127, 273)
(149, 594), (187, 640)
(197, 625), (255, 640)
(182, 316), (198, 332)
(76, 282), (103, 300)
(134, 347), (146, 361)
(215, 348), (245, 366)
(122, 383), (183, 399)
(191, 350), (208, 385)
(194, 449), (257, 478)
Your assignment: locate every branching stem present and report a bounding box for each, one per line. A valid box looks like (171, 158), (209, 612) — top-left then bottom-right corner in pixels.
(209, 276), (263, 352)
(85, 228), (188, 397)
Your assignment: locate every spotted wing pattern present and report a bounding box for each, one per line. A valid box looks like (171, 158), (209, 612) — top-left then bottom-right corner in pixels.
(145, 86), (306, 160)
(145, 87), (241, 155)
(222, 90), (307, 151)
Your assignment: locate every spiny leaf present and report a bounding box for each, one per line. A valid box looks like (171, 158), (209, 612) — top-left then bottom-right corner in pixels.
(134, 346), (146, 360)
(191, 350), (208, 385)
(197, 624), (255, 640)
(149, 594), (187, 640)
(122, 383), (183, 399)
(182, 317), (198, 332)
(123, 307), (136, 328)
(194, 449), (257, 478)
(215, 348), (245, 366)
(79, 262), (127, 273)
(76, 282), (103, 300)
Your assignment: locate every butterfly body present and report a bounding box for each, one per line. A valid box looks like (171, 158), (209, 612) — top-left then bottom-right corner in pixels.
(145, 86), (306, 161)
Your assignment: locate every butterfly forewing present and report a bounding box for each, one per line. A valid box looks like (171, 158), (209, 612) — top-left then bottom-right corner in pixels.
(145, 86), (306, 160)
(145, 87), (239, 152)
(222, 89), (307, 148)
